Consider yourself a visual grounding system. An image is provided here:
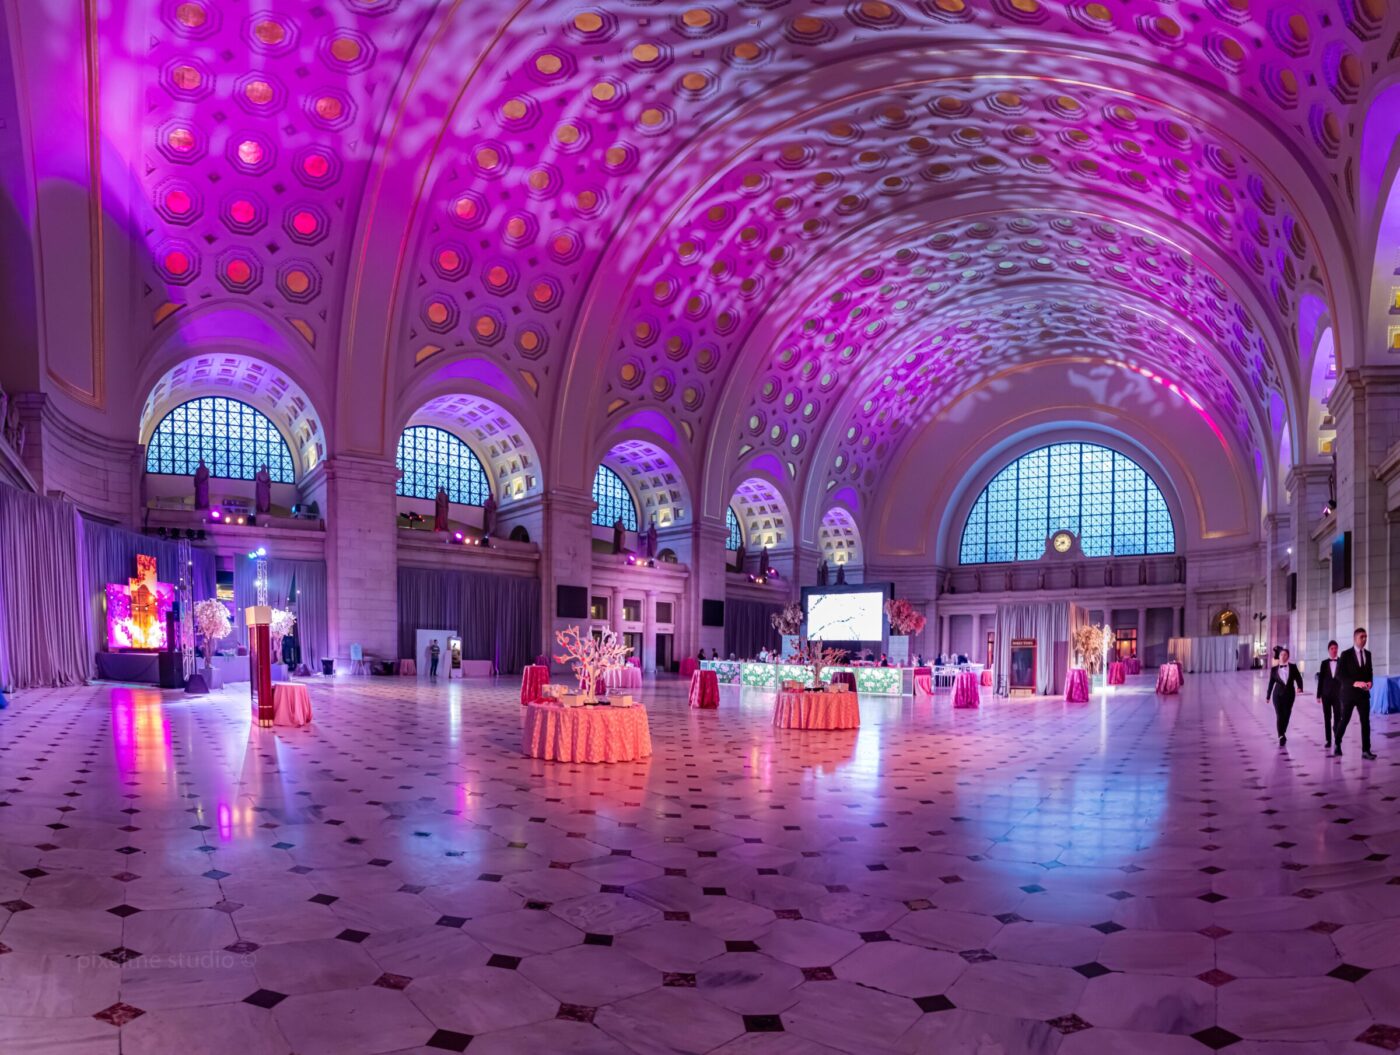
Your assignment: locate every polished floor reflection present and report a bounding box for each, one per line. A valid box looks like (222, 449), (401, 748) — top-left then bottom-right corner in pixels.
(0, 671), (1397, 1054)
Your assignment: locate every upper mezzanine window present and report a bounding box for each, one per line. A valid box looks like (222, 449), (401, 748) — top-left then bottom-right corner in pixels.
(396, 425), (491, 505)
(592, 464), (638, 530)
(145, 396), (294, 482)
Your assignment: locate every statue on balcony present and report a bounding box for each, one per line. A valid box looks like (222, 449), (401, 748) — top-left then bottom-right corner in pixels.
(941, 569), (953, 595)
(433, 487), (449, 532)
(4, 400), (25, 458)
(481, 491), (498, 538)
(193, 460), (210, 510)
(1175, 555), (1185, 584)
(836, 562), (846, 585)
(817, 559), (829, 586)
(1070, 564), (1079, 589)
(644, 515), (658, 559)
(1138, 559), (1148, 586)
(759, 545), (770, 575)
(254, 465), (272, 514)
(734, 540), (746, 574)
(612, 517), (626, 554)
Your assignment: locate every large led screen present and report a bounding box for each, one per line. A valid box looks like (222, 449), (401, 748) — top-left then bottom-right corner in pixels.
(805, 590), (883, 641)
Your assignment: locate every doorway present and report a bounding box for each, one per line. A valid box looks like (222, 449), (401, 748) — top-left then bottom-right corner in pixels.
(1114, 629), (1137, 660)
(655, 633), (673, 673)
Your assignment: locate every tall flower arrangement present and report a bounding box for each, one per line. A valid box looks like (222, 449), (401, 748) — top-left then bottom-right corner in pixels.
(555, 626), (631, 700)
(770, 601), (803, 636)
(1072, 624), (1112, 674)
(269, 608), (297, 661)
(883, 598), (926, 636)
(192, 599), (232, 671)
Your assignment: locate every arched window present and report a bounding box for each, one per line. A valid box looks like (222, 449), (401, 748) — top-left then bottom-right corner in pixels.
(959, 442), (1175, 564)
(145, 396), (294, 482)
(592, 465), (638, 530)
(726, 506), (743, 551)
(396, 425), (490, 505)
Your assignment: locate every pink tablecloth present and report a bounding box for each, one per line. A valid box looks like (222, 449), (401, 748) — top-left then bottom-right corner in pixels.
(772, 690), (860, 730)
(1107, 662), (1126, 686)
(679, 657), (700, 679)
(913, 673), (934, 697)
(520, 665), (549, 706)
(1124, 657), (1142, 676)
(398, 658), (416, 676)
(605, 666), (643, 691)
(272, 683), (313, 727)
(952, 671), (980, 709)
(1065, 668), (1089, 703)
(980, 669), (993, 687)
(1155, 662), (1182, 695)
(521, 703), (652, 763)
(689, 669), (719, 709)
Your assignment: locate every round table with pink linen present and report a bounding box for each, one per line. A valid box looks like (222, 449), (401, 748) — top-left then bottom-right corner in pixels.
(679, 657), (699, 680)
(772, 690), (860, 730)
(1124, 657), (1142, 676)
(272, 683), (313, 727)
(605, 666), (643, 692)
(521, 703), (653, 763)
(398, 658), (416, 676)
(913, 672), (934, 697)
(689, 669), (720, 709)
(951, 670), (980, 709)
(1155, 662), (1183, 696)
(980, 669), (993, 687)
(520, 664), (549, 706)
(1107, 661), (1126, 686)
(1064, 668), (1090, 703)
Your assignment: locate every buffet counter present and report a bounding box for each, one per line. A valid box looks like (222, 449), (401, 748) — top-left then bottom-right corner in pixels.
(700, 660), (917, 696)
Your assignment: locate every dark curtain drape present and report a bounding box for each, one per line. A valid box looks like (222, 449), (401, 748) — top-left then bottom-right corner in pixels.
(0, 485), (90, 689)
(724, 598), (782, 660)
(79, 517), (217, 670)
(232, 557), (329, 667)
(397, 565), (539, 674)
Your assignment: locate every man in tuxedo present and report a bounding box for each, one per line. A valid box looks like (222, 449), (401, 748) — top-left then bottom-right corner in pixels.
(1334, 627), (1376, 760)
(1266, 647), (1303, 747)
(1315, 640), (1342, 752)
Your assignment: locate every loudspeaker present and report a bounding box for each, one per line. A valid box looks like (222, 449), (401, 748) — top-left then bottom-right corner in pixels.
(556, 585), (589, 619)
(1331, 532), (1351, 593)
(701, 599), (725, 627)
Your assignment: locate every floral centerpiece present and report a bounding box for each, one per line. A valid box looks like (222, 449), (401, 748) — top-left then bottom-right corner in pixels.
(269, 608), (297, 663)
(794, 639), (847, 691)
(1072, 623), (1112, 675)
(555, 625), (631, 703)
(883, 598), (926, 636)
(770, 601), (803, 636)
(192, 599), (232, 674)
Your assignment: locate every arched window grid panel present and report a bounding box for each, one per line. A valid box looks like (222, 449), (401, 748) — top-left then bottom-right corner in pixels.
(726, 506), (743, 551)
(958, 442), (1176, 565)
(145, 396), (295, 483)
(592, 465), (638, 531)
(396, 425), (490, 506)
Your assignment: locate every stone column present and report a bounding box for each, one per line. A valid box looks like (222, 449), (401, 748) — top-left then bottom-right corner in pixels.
(643, 588), (657, 673)
(611, 586), (623, 635)
(684, 516), (729, 658)
(322, 454), (401, 662)
(539, 487), (596, 672)
(1286, 464), (1332, 668)
(1329, 369), (1400, 670)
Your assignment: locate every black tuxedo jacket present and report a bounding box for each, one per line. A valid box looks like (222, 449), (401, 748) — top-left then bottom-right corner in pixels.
(1336, 647), (1373, 704)
(1315, 658), (1343, 704)
(1267, 663), (1303, 706)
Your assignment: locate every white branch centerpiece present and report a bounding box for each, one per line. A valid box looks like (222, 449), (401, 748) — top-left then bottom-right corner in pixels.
(269, 608), (297, 663)
(192, 599), (232, 676)
(1072, 623), (1113, 676)
(554, 625), (632, 702)
(794, 639), (848, 691)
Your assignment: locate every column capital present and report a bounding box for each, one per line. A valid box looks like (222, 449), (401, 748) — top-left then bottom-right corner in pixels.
(1284, 463), (1331, 494)
(1329, 366), (1400, 417)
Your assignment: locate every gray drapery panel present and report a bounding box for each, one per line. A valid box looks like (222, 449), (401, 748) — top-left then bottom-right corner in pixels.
(79, 517), (216, 670)
(397, 565), (540, 674)
(724, 599), (783, 660)
(231, 557), (329, 667)
(0, 485), (90, 689)
(992, 601), (1086, 696)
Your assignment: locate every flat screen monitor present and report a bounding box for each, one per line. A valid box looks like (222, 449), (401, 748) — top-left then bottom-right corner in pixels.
(804, 589), (884, 642)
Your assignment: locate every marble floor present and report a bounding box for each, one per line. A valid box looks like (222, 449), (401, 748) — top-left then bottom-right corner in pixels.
(0, 671), (1397, 1054)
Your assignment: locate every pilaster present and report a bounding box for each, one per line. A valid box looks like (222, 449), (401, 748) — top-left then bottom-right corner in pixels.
(323, 453), (401, 661)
